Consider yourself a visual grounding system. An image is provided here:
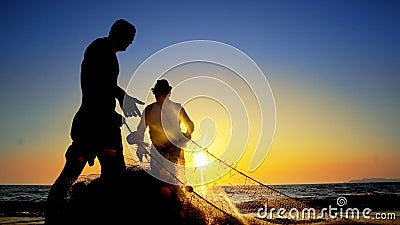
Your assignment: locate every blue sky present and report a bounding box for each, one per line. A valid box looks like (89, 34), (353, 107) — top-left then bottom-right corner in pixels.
(0, 0), (399, 184)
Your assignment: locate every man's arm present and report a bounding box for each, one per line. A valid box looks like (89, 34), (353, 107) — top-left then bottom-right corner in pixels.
(126, 106), (149, 162)
(115, 85), (145, 117)
(115, 85), (126, 105)
(180, 107), (194, 138)
(135, 106), (148, 141)
(126, 106), (147, 144)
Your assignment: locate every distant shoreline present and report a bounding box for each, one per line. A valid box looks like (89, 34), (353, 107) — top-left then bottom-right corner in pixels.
(347, 178), (400, 184)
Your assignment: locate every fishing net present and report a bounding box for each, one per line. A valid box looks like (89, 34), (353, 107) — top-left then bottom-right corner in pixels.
(123, 139), (353, 225)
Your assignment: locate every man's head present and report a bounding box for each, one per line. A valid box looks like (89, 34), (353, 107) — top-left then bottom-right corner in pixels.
(152, 79), (172, 103)
(109, 19), (136, 52)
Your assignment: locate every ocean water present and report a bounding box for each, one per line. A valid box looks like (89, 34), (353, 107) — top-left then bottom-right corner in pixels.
(272, 182), (400, 199)
(0, 182), (399, 217)
(0, 185), (50, 202)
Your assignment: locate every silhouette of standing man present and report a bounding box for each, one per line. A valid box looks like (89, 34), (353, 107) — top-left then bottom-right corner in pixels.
(45, 19), (144, 224)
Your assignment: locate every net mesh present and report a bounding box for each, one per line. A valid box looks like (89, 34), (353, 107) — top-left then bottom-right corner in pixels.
(124, 140), (353, 225)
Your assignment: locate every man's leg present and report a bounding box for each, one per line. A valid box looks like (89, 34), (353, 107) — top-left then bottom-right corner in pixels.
(45, 144), (86, 224)
(97, 147), (126, 182)
(97, 130), (126, 182)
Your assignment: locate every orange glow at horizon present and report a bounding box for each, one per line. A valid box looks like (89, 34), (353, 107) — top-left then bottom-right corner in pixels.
(1, 75), (399, 185)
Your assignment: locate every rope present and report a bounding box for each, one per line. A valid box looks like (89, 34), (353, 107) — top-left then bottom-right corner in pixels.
(188, 139), (316, 210)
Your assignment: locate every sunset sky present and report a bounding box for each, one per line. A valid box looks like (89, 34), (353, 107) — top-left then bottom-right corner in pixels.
(0, 0), (399, 185)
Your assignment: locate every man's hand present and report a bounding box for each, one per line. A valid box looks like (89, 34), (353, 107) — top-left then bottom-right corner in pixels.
(136, 142), (150, 162)
(122, 95), (145, 117)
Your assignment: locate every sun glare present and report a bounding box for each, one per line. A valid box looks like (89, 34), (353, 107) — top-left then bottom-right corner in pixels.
(194, 151), (208, 167)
